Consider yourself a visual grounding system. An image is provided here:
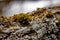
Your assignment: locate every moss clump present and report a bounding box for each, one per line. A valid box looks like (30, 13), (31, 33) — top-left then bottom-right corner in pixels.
(37, 8), (46, 13)
(46, 12), (54, 18)
(13, 13), (32, 26)
(0, 16), (15, 28)
(30, 8), (46, 16)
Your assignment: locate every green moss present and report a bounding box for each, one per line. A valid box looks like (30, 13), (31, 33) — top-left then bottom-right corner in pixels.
(13, 13), (32, 26)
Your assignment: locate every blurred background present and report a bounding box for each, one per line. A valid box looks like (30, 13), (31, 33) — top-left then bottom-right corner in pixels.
(0, 0), (60, 16)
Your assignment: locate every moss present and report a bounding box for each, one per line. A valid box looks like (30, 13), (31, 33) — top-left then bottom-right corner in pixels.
(0, 16), (15, 28)
(37, 8), (46, 12)
(30, 8), (46, 16)
(46, 11), (54, 18)
(13, 13), (32, 26)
